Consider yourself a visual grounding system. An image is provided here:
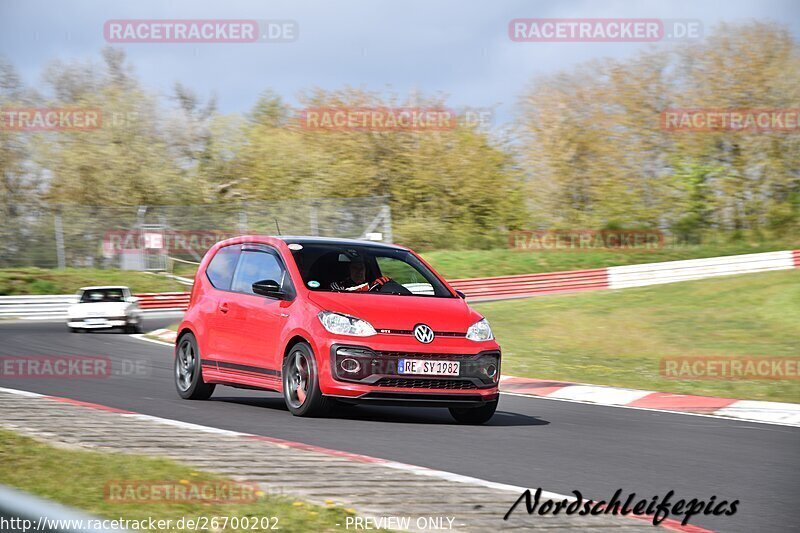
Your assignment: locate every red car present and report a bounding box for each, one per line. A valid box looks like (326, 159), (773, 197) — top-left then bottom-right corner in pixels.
(174, 236), (500, 424)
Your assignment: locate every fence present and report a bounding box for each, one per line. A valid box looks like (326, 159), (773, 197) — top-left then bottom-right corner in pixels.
(0, 198), (392, 270)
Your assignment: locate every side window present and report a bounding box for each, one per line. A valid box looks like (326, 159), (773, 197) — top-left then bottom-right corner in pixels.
(231, 250), (286, 296)
(205, 245), (241, 290)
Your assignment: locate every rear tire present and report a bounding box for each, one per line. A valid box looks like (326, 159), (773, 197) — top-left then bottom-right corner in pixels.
(449, 399), (498, 425)
(175, 333), (215, 400)
(282, 342), (330, 417)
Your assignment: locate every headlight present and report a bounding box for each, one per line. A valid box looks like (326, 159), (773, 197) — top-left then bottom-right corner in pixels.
(318, 311), (376, 337)
(466, 318), (493, 341)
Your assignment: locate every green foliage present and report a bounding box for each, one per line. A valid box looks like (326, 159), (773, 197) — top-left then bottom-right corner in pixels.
(671, 161), (718, 243)
(1, 23), (798, 254)
(519, 22), (800, 235)
(232, 90), (525, 249)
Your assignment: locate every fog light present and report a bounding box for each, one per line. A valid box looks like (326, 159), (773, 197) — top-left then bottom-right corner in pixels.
(340, 358), (361, 373)
(485, 364), (497, 378)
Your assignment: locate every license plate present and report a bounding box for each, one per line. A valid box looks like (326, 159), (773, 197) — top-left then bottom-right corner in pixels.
(85, 318), (106, 324)
(398, 359), (460, 376)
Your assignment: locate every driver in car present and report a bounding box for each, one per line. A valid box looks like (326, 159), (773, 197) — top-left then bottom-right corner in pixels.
(330, 256), (390, 292)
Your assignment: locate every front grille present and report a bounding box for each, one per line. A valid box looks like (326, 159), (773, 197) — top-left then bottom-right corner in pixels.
(375, 351), (473, 359)
(375, 377), (478, 390)
(379, 330), (465, 337)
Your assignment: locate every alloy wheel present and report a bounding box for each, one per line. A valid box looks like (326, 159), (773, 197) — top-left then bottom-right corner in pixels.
(286, 350), (310, 408)
(176, 339), (197, 392)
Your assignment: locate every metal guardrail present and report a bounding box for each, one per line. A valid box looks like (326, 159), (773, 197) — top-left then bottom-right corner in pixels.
(0, 295), (77, 319)
(0, 484), (123, 533)
(0, 293), (189, 319)
(606, 250), (797, 289)
(449, 268), (609, 301)
(135, 292), (191, 310)
(1, 250), (798, 317)
(451, 249), (800, 300)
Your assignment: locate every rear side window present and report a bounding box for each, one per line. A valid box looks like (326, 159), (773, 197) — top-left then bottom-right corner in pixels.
(231, 250), (286, 295)
(205, 245), (241, 290)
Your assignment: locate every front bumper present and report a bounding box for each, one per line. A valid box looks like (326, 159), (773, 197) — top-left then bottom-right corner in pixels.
(67, 316), (134, 329)
(332, 391), (499, 408)
(318, 340), (501, 403)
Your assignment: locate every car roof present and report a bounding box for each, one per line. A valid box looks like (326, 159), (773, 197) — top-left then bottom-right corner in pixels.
(78, 286), (129, 291)
(277, 236), (407, 250)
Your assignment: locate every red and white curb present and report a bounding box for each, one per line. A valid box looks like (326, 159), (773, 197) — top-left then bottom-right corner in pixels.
(500, 376), (800, 427)
(146, 328), (177, 343)
(136, 333), (799, 427)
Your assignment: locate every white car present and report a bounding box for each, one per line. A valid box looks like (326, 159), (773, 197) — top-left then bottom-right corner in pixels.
(67, 286), (142, 333)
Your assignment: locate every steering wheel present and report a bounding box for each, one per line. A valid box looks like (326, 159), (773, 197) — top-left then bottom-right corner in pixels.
(375, 280), (413, 295)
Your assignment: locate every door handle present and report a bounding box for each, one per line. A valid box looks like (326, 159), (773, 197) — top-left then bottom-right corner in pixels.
(219, 302), (229, 314)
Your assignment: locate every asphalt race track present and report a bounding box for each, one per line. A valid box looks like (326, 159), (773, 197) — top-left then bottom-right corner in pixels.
(0, 319), (797, 532)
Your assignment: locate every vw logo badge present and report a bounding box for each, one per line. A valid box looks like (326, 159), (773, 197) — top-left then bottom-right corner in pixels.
(413, 324), (435, 344)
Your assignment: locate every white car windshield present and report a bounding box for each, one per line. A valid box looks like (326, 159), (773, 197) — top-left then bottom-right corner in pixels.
(80, 289), (125, 303)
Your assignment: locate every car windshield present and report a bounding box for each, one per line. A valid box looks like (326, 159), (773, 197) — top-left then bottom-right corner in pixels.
(80, 288), (125, 303)
(289, 243), (453, 298)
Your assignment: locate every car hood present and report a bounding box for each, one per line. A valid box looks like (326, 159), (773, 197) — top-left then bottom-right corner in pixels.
(68, 302), (130, 317)
(307, 291), (482, 332)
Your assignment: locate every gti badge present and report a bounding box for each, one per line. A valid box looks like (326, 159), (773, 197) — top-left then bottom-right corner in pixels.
(413, 324), (434, 344)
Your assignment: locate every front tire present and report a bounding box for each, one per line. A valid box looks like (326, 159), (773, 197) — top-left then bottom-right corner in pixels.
(449, 399), (498, 425)
(282, 342), (330, 417)
(174, 333), (215, 400)
(125, 320), (143, 334)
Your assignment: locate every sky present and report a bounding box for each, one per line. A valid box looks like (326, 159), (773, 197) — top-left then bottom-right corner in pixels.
(1, 0), (798, 125)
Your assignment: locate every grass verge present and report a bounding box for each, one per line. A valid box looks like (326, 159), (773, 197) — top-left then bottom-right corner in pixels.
(0, 268), (186, 295)
(0, 429), (360, 532)
(475, 269), (800, 403)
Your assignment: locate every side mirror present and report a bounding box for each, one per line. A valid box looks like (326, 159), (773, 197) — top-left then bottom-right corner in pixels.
(252, 279), (286, 299)
(127, 296), (139, 304)
(456, 290), (467, 299)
